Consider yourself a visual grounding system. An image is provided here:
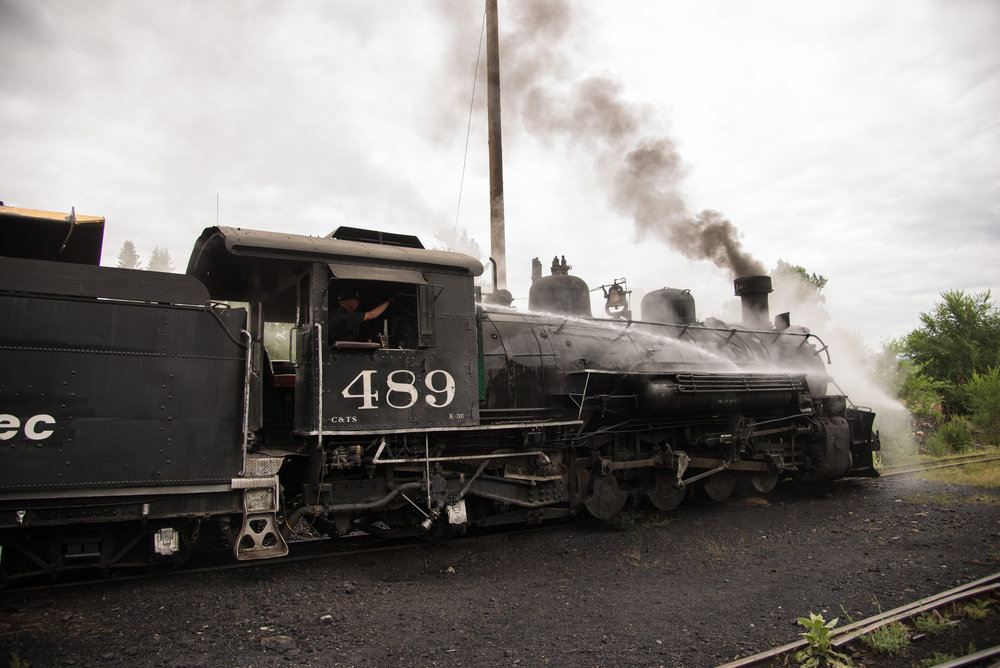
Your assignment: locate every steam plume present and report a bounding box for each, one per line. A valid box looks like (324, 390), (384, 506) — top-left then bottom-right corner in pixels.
(501, 1), (764, 277)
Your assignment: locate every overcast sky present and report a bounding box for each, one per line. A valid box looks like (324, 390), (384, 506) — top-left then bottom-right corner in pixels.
(2, 0), (997, 349)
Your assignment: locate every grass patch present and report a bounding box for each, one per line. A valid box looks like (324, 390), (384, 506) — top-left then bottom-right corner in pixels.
(916, 652), (958, 667)
(913, 610), (957, 636)
(902, 491), (999, 506)
(962, 598), (991, 621)
(614, 510), (672, 530)
(919, 460), (1000, 487)
(858, 620), (910, 655)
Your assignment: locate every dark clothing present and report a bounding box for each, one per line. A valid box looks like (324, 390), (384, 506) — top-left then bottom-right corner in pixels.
(329, 307), (365, 342)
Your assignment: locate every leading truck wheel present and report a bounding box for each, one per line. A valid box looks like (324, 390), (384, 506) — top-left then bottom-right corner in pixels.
(584, 473), (627, 520)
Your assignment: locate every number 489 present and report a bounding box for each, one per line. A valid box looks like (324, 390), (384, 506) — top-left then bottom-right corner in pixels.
(341, 369), (456, 410)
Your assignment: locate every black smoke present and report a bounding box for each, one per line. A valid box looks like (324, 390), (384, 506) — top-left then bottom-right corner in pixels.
(490, 0), (765, 277)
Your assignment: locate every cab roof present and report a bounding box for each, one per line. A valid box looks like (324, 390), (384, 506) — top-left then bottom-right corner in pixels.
(186, 226), (483, 300)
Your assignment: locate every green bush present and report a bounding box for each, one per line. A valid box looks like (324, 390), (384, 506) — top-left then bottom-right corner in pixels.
(900, 365), (946, 422)
(967, 367), (1000, 446)
(902, 290), (1000, 414)
(927, 417), (972, 455)
(874, 341), (944, 423)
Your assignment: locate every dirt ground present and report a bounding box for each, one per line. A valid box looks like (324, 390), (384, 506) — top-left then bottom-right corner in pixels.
(2, 471), (999, 668)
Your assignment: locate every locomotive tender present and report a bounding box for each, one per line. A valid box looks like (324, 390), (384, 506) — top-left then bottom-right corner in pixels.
(0, 205), (878, 579)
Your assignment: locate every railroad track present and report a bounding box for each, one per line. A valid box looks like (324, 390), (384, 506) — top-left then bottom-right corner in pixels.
(5, 454), (995, 592)
(0, 522), (564, 594)
(877, 451), (1000, 477)
(718, 572), (1000, 668)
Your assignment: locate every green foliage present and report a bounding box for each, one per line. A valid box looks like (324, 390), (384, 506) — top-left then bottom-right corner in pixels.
(876, 341), (944, 422)
(916, 652), (957, 667)
(967, 367), (1000, 445)
(926, 417), (972, 455)
(902, 290), (1000, 412)
(776, 259), (828, 293)
(962, 598), (990, 621)
(913, 611), (956, 636)
(794, 613), (852, 667)
(773, 260), (828, 316)
(9, 651), (30, 668)
(858, 620), (909, 655)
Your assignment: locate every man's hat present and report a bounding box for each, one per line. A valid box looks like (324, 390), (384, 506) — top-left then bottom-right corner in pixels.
(337, 289), (360, 302)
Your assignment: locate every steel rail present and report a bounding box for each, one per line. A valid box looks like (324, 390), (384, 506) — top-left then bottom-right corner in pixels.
(879, 454), (1000, 477)
(930, 643), (1000, 668)
(716, 572), (1000, 668)
(1, 522), (566, 594)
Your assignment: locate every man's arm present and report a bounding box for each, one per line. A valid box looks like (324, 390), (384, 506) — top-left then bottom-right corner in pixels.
(362, 300), (390, 322)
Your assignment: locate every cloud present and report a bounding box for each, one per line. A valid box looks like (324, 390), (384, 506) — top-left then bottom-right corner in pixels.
(2, 0), (997, 348)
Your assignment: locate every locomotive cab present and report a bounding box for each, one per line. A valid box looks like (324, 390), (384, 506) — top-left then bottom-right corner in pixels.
(187, 226), (484, 444)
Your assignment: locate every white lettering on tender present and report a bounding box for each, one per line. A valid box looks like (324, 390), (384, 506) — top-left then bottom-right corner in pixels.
(340, 369), (457, 410)
(0, 413), (57, 441)
(0, 414), (19, 440)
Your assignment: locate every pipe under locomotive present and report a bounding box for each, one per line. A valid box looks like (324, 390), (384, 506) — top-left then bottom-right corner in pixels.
(0, 206), (879, 579)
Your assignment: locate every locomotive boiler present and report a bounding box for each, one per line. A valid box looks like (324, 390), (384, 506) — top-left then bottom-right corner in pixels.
(0, 205), (878, 580)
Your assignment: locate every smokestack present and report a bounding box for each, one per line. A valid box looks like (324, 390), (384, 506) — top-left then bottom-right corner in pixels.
(734, 275), (772, 329)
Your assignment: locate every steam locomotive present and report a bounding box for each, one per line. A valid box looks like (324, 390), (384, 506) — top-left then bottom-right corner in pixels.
(0, 205), (878, 580)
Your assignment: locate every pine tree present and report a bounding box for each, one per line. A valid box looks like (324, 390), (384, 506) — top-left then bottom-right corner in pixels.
(116, 240), (141, 269)
(147, 246), (175, 272)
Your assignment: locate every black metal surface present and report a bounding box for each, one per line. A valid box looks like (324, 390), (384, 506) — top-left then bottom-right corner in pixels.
(0, 291), (245, 493)
(0, 256), (209, 304)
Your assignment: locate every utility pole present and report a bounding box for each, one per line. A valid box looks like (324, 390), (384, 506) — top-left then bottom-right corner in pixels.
(486, 0), (506, 291)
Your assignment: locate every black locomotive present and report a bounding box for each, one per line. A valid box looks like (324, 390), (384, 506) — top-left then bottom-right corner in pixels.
(0, 205), (878, 580)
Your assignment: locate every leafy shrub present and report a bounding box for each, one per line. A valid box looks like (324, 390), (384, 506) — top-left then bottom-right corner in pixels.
(967, 367), (1000, 446)
(794, 613), (852, 667)
(891, 357), (946, 422)
(926, 417), (971, 455)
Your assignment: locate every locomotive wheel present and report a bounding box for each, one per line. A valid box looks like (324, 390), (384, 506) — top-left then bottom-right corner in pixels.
(736, 471), (779, 496)
(584, 473), (627, 520)
(646, 470), (685, 511)
(699, 472), (737, 502)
